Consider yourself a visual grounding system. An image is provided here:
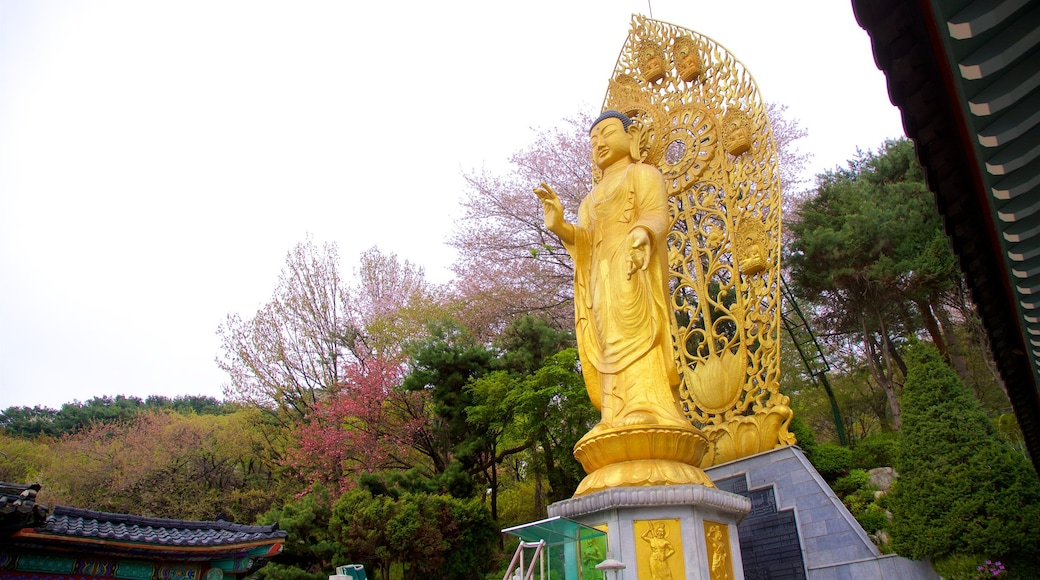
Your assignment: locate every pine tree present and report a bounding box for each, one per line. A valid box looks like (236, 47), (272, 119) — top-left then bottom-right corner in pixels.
(889, 342), (1040, 576)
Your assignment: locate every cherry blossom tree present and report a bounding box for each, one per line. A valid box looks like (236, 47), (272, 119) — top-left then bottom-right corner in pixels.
(218, 241), (445, 425)
(287, 357), (438, 495)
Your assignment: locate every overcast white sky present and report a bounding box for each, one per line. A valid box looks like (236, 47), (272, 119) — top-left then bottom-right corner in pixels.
(0, 1), (905, 410)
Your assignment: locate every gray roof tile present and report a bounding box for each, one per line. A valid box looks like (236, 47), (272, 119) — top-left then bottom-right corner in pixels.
(42, 506), (287, 547)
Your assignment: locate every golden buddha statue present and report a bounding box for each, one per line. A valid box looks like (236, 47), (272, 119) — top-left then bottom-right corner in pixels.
(534, 111), (689, 432)
(535, 111), (712, 495)
(536, 16), (794, 495)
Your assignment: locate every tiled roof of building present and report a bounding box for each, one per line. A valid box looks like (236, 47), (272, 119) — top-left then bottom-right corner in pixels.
(0, 483), (50, 535)
(0, 482), (286, 568)
(40, 505), (287, 546)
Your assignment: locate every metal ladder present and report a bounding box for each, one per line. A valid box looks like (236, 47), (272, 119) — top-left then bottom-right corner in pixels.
(780, 275), (847, 446)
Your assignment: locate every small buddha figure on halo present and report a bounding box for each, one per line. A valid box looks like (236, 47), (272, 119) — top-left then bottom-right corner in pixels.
(672, 36), (703, 82)
(735, 218), (768, 276)
(722, 108), (752, 156)
(533, 111), (690, 433)
(637, 39), (666, 83)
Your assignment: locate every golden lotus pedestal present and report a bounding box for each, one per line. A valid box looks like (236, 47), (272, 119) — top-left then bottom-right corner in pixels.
(573, 424), (715, 496)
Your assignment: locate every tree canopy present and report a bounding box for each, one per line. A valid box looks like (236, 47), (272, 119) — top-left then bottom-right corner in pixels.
(0, 395), (230, 439)
(788, 138), (964, 428)
(217, 241), (445, 426)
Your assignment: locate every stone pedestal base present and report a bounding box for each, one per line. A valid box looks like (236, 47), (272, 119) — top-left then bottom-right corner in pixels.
(548, 484), (751, 579)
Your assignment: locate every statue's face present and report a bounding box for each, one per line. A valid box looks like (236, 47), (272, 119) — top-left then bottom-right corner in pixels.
(590, 118), (630, 170)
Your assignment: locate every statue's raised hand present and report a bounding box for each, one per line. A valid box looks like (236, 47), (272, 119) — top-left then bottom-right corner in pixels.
(533, 182), (565, 232)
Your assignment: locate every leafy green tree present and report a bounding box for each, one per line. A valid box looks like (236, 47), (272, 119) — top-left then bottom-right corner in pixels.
(464, 316), (581, 519)
(401, 319), (494, 479)
(888, 342), (1040, 576)
(0, 405), (60, 438)
(54, 395), (149, 433)
(1, 395), (236, 439)
(471, 347), (597, 510)
(0, 433), (50, 484)
(331, 489), (496, 580)
(255, 486), (338, 580)
(518, 348), (597, 505)
(329, 488), (396, 578)
(787, 349), (890, 444)
(45, 410), (276, 521)
(463, 369), (524, 522)
(398, 316), (593, 520)
(492, 314), (573, 375)
(789, 139), (963, 428)
(143, 395), (232, 416)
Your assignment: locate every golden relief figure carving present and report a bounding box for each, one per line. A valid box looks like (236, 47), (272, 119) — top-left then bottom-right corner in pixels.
(598, 15), (794, 468)
(704, 521), (734, 580)
(636, 520), (684, 580)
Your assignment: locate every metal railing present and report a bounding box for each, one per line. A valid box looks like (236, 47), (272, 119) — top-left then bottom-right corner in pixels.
(502, 540), (547, 580)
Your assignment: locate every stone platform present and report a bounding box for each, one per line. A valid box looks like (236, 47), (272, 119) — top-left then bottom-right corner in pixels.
(705, 445), (937, 579)
(548, 484), (751, 579)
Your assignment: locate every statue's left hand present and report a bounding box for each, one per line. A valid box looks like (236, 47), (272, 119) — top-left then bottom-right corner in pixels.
(626, 228), (650, 279)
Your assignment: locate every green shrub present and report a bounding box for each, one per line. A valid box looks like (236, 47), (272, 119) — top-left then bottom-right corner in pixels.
(851, 431), (899, 469)
(929, 554), (1033, 580)
(832, 469), (871, 496)
(809, 441), (852, 481)
(788, 415), (816, 455)
(931, 553), (984, 580)
(854, 502), (889, 535)
(331, 489), (497, 580)
(254, 487), (336, 580)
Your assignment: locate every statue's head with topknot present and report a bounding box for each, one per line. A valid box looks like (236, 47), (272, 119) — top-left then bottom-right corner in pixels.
(590, 110), (632, 133)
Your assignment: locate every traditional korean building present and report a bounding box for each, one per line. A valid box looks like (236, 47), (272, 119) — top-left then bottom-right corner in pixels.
(0, 483), (286, 580)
